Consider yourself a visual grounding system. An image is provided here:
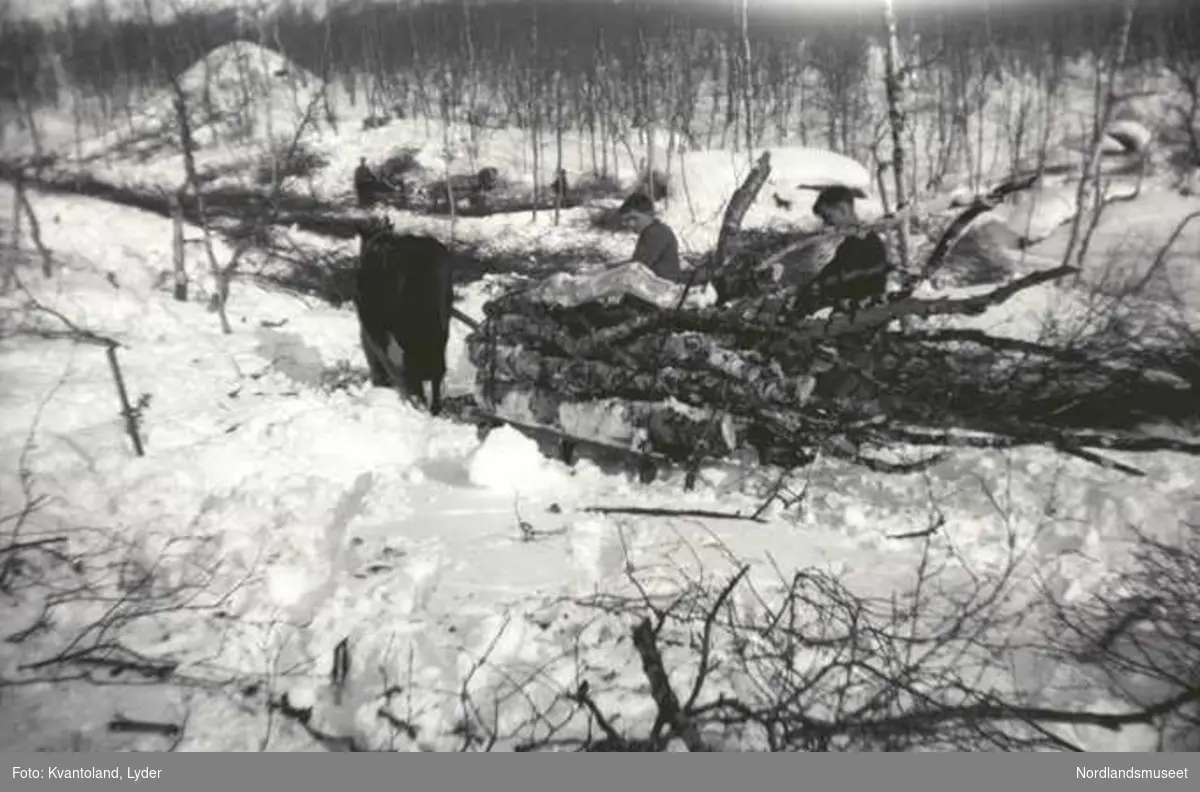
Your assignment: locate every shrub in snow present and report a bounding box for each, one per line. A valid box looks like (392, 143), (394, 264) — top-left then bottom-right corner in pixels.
(361, 115), (391, 131)
(377, 148), (423, 184)
(319, 360), (370, 394)
(636, 167), (670, 201)
(253, 139), (329, 187)
(573, 172), (626, 204)
(1165, 147), (1200, 195)
(935, 216), (1023, 287)
(1047, 523), (1200, 752)
(589, 203), (640, 233)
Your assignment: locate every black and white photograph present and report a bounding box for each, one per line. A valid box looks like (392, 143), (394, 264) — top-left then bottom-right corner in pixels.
(1, 0), (1198, 754)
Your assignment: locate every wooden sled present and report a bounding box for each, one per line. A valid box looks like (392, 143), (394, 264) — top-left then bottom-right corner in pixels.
(439, 394), (669, 483)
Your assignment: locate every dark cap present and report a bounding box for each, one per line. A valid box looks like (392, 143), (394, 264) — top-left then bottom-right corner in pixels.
(812, 185), (859, 216)
(617, 192), (655, 216)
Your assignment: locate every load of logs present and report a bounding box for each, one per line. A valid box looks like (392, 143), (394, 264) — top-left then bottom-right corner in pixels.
(463, 154), (1199, 478)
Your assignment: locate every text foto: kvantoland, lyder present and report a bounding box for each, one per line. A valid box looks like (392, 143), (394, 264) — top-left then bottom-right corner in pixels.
(14, 766), (161, 782)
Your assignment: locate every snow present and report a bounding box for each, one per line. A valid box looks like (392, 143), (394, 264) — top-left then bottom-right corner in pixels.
(465, 426), (570, 495)
(1104, 119), (1153, 154)
(136, 41), (325, 150)
(994, 180), (1081, 244)
(3, 68), (1200, 752)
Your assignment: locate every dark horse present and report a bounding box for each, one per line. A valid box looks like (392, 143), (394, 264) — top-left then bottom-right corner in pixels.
(354, 217), (455, 415)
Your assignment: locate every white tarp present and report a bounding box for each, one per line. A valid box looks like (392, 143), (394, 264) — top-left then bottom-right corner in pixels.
(522, 262), (718, 310)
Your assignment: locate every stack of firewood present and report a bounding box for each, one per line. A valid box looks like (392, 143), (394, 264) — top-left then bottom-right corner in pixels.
(462, 158), (1184, 473)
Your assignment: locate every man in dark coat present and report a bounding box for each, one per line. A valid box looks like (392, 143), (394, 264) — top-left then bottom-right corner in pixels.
(802, 186), (892, 414)
(614, 192), (683, 282)
(806, 185), (890, 308)
(354, 157), (382, 208)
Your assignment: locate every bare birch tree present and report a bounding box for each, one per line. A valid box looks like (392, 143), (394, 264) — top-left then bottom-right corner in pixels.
(882, 0), (912, 278)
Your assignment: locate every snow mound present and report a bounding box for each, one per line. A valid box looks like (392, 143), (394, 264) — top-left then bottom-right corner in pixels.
(676, 147), (871, 209)
(1105, 119), (1153, 154)
(652, 146), (875, 251)
(136, 40), (325, 149)
(566, 517), (630, 590)
(1112, 88), (1186, 142)
(466, 425), (570, 494)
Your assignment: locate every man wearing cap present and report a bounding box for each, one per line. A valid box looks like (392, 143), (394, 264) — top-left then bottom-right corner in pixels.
(613, 193), (685, 283)
(354, 157), (382, 208)
(806, 185), (890, 310)
(802, 186), (892, 418)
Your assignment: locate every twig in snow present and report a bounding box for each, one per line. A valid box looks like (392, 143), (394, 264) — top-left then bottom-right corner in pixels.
(888, 515), (946, 541)
(12, 169), (53, 277)
(107, 716), (181, 737)
(105, 344), (145, 457)
(0, 535), (65, 555)
(18, 642), (177, 680)
(12, 270), (118, 347)
(376, 707), (420, 741)
(268, 694), (366, 752)
(513, 496), (535, 541)
(1053, 443), (1145, 477)
(682, 565), (750, 715)
(583, 505), (766, 524)
(10, 270), (145, 455)
(568, 680), (626, 748)
(330, 637), (351, 707)
(512, 497), (565, 541)
(456, 613), (512, 751)
(1124, 209), (1200, 297)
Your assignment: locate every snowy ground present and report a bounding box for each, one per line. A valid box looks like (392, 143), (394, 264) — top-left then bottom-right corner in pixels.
(2, 171), (1199, 752)
(2, 55), (1200, 749)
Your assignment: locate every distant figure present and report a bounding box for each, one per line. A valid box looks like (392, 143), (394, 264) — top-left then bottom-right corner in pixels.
(392, 178), (410, 210)
(614, 193), (683, 283)
(354, 157), (383, 208)
(476, 166), (500, 192)
(550, 168), (569, 200)
(804, 185), (889, 310)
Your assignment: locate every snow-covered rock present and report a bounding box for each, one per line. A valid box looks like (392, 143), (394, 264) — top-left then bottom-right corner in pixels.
(1105, 119), (1153, 154)
(466, 425), (569, 494)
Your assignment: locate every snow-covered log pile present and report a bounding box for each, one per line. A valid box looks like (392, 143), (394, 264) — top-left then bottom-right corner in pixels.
(463, 160), (1200, 472)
